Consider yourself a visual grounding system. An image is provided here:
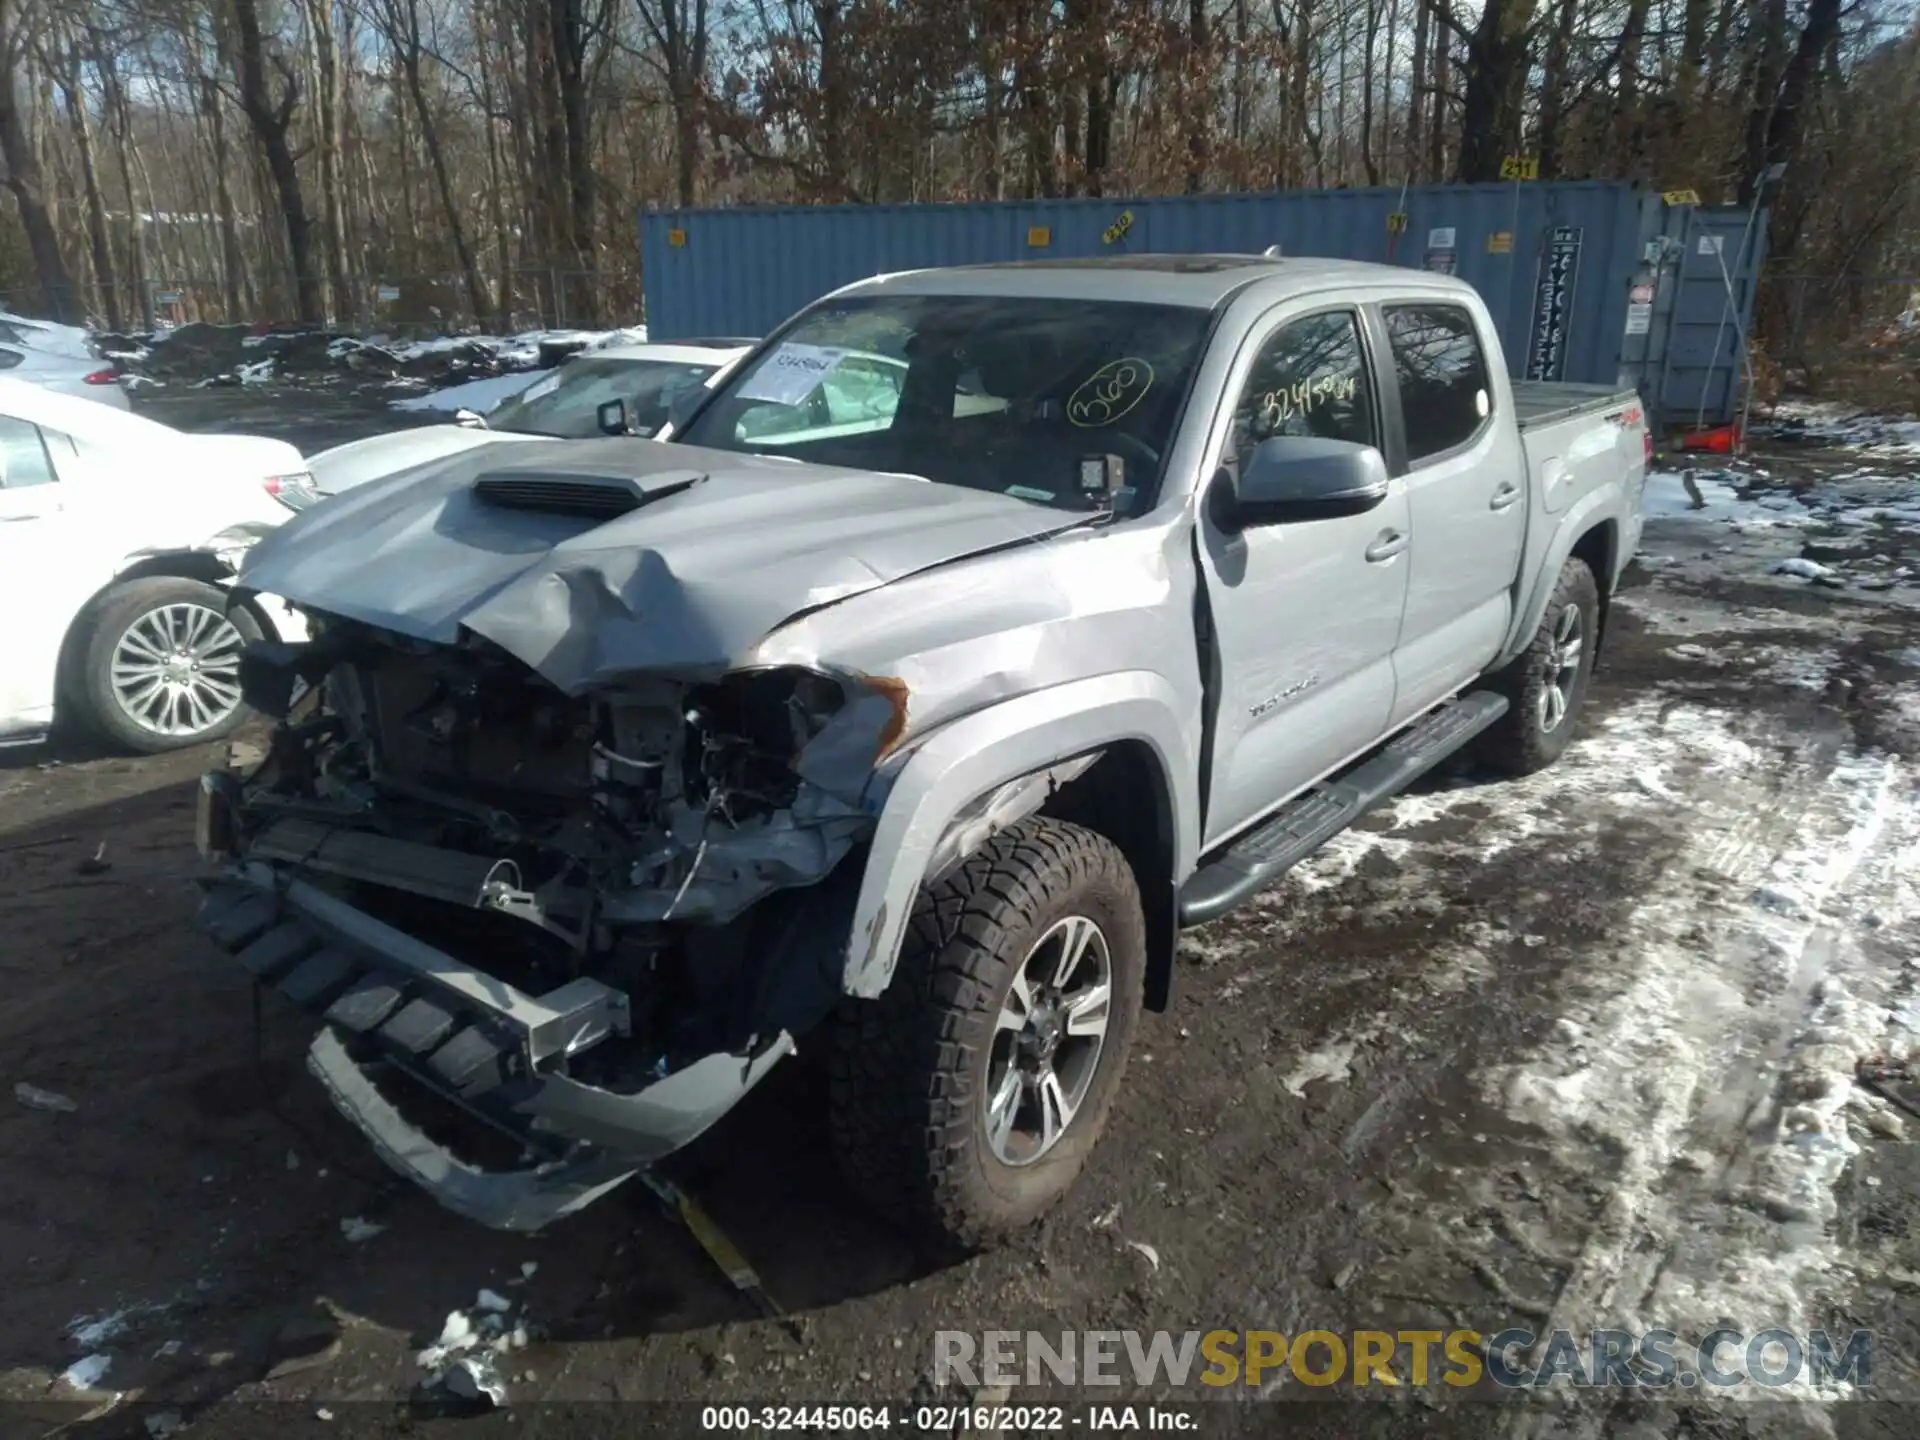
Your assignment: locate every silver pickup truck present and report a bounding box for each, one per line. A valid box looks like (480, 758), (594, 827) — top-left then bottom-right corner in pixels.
(196, 255), (1649, 1248)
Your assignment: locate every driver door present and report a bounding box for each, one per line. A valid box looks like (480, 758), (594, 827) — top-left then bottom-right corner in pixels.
(1193, 305), (1410, 848)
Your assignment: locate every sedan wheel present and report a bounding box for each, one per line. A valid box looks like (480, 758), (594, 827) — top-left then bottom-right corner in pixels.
(76, 577), (263, 754)
(110, 602), (247, 739)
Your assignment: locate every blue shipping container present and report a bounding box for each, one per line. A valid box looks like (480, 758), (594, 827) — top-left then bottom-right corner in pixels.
(639, 182), (1766, 430)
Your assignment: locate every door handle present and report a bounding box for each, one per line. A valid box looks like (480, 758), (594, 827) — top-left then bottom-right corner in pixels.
(1364, 528), (1408, 563)
(1490, 481), (1521, 510)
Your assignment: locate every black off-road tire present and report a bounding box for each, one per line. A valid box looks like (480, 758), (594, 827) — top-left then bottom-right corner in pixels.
(1477, 556), (1601, 777)
(73, 577), (262, 755)
(827, 817), (1146, 1253)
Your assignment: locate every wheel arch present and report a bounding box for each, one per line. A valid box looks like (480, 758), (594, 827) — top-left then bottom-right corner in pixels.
(53, 550), (259, 708)
(843, 671), (1200, 1006)
(1497, 497), (1624, 672)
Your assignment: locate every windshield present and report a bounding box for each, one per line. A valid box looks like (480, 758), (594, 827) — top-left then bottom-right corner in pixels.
(676, 295), (1213, 513)
(487, 356), (719, 438)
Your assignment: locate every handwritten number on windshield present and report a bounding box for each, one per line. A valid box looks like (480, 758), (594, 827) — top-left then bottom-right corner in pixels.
(1068, 359), (1156, 427)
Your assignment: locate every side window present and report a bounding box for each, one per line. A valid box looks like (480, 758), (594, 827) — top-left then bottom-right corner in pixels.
(1383, 304), (1491, 461)
(0, 417), (58, 488)
(1229, 311), (1375, 460)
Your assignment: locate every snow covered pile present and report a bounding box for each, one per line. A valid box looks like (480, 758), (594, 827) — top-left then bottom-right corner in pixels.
(1761, 399), (1920, 457)
(101, 320), (647, 393)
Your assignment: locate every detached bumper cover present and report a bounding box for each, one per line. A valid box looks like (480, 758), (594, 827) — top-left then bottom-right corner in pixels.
(199, 871), (792, 1230)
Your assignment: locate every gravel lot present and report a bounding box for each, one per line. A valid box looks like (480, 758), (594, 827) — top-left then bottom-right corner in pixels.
(3, 390), (1918, 1440)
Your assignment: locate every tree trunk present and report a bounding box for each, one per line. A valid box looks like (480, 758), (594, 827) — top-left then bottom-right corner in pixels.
(1455, 0), (1535, 182)
(1408, 0), (1427, 179)
(301, 0), (353, 322)
(61, 38), (121, 329)
(0, 0), (78, 320)
(1534, 0), (1581, 176)
(201, 76), (248, 320)
(382, 0), (494, 322)
(1185, 0), (1209, 191)
(231, 0), (323, 323)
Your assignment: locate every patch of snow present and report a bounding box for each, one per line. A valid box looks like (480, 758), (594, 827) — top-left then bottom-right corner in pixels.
(1476, 714), (1916, 1402)
(68, 1302), (165, 1348)
(1282, 1039), (1359, 1096)
(1776, 556), (1839, 581)
(340, 1216), (385, 1243)
(14, 1081), (77, 1112)
(62, 1354), (112, 1390)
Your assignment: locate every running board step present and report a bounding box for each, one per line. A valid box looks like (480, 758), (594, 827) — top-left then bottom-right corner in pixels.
(1178, 690), (1509, 928)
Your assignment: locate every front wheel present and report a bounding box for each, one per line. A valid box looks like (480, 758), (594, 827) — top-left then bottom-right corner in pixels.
(1477, 556), (1600, 777)
(828, 817), (1145, 1252)
(74, 577), (262, 754)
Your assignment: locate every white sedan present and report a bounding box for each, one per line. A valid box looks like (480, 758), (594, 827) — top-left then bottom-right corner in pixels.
(303, 339), (754, 499)
(0, 378), (316, 753)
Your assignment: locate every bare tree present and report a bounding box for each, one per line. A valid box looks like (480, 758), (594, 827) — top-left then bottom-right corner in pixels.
(0, 0), (78, 318)
(229, 0), (323, 321)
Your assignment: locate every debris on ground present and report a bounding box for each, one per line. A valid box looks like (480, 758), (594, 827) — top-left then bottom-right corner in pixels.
(339, 1216), (385, 1243)
(1123, 1240), (1161, 1271)
(143, 1410), (184, 1439)
(413, 1291), (534, 1408)
(76, 842), (110, 876)
(14, 1082), (77, 1113)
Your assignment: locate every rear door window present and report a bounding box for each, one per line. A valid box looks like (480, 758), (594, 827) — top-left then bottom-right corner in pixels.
(1382, 305), (1491, 461)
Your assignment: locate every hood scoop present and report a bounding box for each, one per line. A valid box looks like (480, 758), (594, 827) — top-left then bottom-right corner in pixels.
(471, 468), (704, 519)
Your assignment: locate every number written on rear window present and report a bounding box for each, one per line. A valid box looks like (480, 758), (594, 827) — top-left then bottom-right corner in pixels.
(1383, 304), (1490, 462)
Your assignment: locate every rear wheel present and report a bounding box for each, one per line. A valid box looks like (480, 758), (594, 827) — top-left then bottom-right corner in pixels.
(74, 578), (260, 754)
(828, 818), (1145, 1252)
(1477, 556), (1600, 776)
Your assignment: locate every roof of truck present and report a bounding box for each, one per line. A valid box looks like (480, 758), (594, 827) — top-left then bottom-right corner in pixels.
(846, 254), (1469, 309)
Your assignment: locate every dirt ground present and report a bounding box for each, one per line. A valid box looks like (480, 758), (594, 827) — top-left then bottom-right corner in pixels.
(3, 392), (1919, 1440)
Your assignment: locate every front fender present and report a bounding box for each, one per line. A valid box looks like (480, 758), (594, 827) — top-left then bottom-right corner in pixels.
(1496, 488), (1625, 669)
(844, 670), (1200, 998)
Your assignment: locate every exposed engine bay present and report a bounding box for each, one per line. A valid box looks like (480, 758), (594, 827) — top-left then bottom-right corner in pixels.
(195, 612), (905, 1228)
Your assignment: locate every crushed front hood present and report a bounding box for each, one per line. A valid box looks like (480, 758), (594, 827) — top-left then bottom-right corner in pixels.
(239, 439), (1085, 690)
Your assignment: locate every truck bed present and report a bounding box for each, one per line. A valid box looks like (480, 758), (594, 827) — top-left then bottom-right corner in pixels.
(1512, 380), (1638, 430)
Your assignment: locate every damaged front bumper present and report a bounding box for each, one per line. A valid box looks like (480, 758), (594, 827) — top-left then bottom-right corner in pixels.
(199, 868), (791, 1231)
